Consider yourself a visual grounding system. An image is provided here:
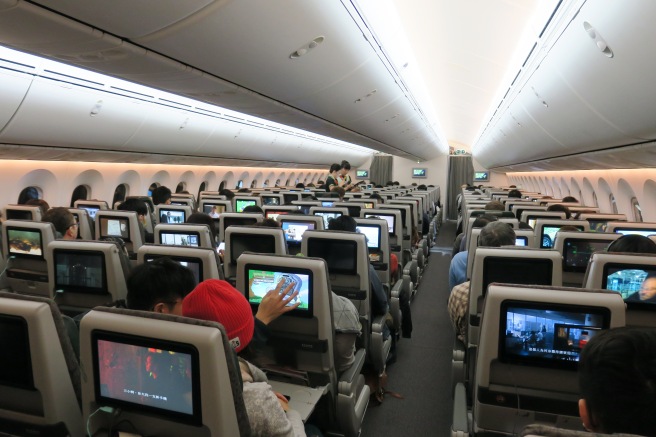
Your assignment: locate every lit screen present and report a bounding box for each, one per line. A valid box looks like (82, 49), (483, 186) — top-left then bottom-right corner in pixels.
(159, 232), (200, 247)
(314, 211), (342, 228)
(515, 237), (527, 247)
(321, 201), (335, 207)
(145, 256), (202, 285)
(78, 205), (100, 220)
(158, 209), (185, 224)
(603, 265), (656, 304)
(563, 239), (612, 272)
(202, 204), (225, 218)
(356, 225), (380, 250)
(281, 221), (315, 244)
(412, 168), (426, 178)
(247, 269), (310, 311)
(364, 213), (394, 234)
(100, 217), (130, 240)
(262, 196), (280, 206)
(235, 199), (257, 213)
(265, 210), (289, 221)
(54, 250), (106, 294)
(540, 225), (584, 248)
(614, 228), (656, 238)
(7, 228), (43, 258)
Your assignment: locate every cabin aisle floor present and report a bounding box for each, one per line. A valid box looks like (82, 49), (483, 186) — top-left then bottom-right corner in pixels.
(361, 220), (456, 437)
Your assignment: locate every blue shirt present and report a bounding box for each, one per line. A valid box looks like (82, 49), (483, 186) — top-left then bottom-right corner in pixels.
(449, 251), (468, 291)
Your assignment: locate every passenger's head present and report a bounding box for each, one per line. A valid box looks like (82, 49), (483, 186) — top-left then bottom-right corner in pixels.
(607, 234), (656, 254)
(186, 212), (218, 244)
(507, 189), (522, 199)
(484, 200), (504, 211)
(182, 279), (254, 354)
(220, 189), (235, 200)
(296, 183), (305, 189)
(242, 205), (264, 214)
(562, 196), (579, 203)
(578, 327), (656, 435)
(126, 257), (196, 315)
(547, 203), (571, 219)
(557, 225), (581, 233)
(332, 186), (346, 199)
(25, 198), (50, 216)
(42, 207), (77, 240)
(151, 186), (172, 205)
(369, 193), (383, 203)
(472, 214), (498, 229)
(478, 221), (516, 247)
(330, 163), (341, 174)
(118, 198), (149, 226)
(340, 160), (351, 176)
(327, 215), (357, 233)
(252, 218), (281, 228)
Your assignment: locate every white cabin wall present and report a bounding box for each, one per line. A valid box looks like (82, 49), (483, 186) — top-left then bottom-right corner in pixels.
(507, 169), (656, 222)
(392, 155), (447, 189)
(0, 160), (325, 208)
(472, 157), (508, 187)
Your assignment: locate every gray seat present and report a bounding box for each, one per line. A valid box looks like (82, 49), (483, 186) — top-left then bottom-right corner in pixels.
(223, 226), (287, 284)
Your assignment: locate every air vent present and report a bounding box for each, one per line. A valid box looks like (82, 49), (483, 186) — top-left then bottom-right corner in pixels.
(290, 36), (325, 59)
(583, 22), (613, 58)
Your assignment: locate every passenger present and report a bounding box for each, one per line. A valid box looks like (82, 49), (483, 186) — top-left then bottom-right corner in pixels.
(238, 188), (251, 193)
(186, 212), (218, 247)
(625, 274), (656, 303)
(507, 189), (522, 198)
(452, 214), (498, 257)
(448, 221), (516, 342)
(547, 203), (571, 219)
(41, 207), (78, 240)
(557, 225), (581, 233)
(607, 234), (656, 254)
(152, 186), (172, 205)
(252, 218), (281, 228)
(369, 193), (384, 204)
(182, 279), (306, 437)
(25, 198), (50, 216)
(295, 183), (305, 189)
(484, 200), (504, 211)
(220, 189), (236, 201)
(242, 205), (264, 214)
(118, 197), (153, 243)
(562, 196), (579, 203)
(332, 186), (346, 201)
(577, 327), (656, 435)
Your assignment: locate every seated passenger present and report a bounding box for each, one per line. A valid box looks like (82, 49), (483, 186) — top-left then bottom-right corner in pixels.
(42, 207), (78, 240)
(186, 212), (218, 247)
(547, 203), (571, 219)
(25, 198), (50, 216)
(507, 189), (522, 198)
(607, 234), (656, 254)
(562, 196), (579, 203)
(448, 221), (516, 342)
(152, 185), (172, 206)
(182, 279), (306, 437)
(452, 214), (498, 258)
(578, 327), (656, 435)
(242, 205), (264, 214)
(118, 197), (153, 243)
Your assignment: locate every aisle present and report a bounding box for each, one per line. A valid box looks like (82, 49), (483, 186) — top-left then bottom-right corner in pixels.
(361, 220), (456, 437)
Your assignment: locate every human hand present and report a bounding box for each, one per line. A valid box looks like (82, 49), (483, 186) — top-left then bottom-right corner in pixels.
(255, 279), (300, 325)
(274, 392), (289, 411)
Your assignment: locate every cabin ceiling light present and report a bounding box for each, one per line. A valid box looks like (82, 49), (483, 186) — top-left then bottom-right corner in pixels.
(289, 36), (325, 59)
(583, 22), (613, 58)
(354, 89), (377, 103)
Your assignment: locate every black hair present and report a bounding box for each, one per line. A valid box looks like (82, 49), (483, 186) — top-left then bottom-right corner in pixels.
(327, 215), (357, 233)
(296, 183), (305, 189)
(242, 205), (264, 214)
(252, 218), (280, 228)
(507, 189), (522, 198)
(607, 234), (656, 254)
(547, 203), (572, 219)
(330, 163), (341, 173)
(118, 198), (148, 216)
(219, 189), (235, 200)
(340, 160), (351, 171)
(579, 327), (656, 435)
(151, 186), (172, 205)
(472, 215), (498, 229)
(126, 257), (196, 311)
(562, 196), (579, 203)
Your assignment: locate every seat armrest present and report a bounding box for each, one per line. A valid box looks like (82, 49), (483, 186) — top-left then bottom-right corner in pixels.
(453, 337), (466, 361)
(451, 382), (470, 437)
(372, 314), (387, 333)
(338, 348), (366, 388)
(391, 280), (402, 299)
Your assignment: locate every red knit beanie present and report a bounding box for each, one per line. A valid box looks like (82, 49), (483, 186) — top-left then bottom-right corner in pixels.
(182, 279), (254, 353)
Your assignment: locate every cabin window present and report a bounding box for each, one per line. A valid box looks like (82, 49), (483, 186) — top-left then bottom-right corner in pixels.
(176, 182), (186, 193)
(263, 179), (269, 187)
(17, 186), (41, 204)
(70, 185), (89, 207)
(285, 179), (290, 187)
(198, 182), (207, 201)
(250, 180), (258, 188)
(112, 184), (128, 206)
(275, 179), (281, 187)
(236, 180), (243, 189)
(147, 183), (159, 197)
(219, 181), (226, 191)
(631, 197), (643, 222)
(609, 193), (618, 214)
(592, 192), (598, 207)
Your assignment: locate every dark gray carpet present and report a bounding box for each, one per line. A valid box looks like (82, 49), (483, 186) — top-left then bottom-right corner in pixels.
(361, 220), (456, 437)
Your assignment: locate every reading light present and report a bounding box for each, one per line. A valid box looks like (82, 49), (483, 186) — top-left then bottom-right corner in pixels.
(290, 36), (325, 59)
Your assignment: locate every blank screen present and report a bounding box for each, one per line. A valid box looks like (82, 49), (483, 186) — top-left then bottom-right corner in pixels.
(307, 239), (357, 274)
(0, 315), (33, 389)
(482, 257), (553, 293)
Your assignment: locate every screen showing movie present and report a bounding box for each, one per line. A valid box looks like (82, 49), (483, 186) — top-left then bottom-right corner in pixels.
(474, 171), (489, 182)
(54, 250), (107, 294)
(93, 332), (201, 424)
(261, 196), (280, 206)
(356, 170), (369, 179)
(603, 264), (656, 304)
(482, 257), (553, 293)
(363, 202), (375, 209)
(515, 237), (528, 247)
(145, 256), (202, 285)
(159, 209), (185, 224)
(230, 234), (276, 264)
(99, 217), (131, 241)
(500, 301), (609, 370)
(202, 203), (225, 218)
(412, 168), (427, 178)
(307, 239), (357, 275)
(314, 211), (342, 229)
(78, 205), (101, 220)
(5, 209), (33, 220)
(281, 221), (315, 245)
(321, 201), (335, 207)
(159, 232), (200, 247)
(265, 210), (289, 221)
(356, 225), (381, 250)
(0, 315), (34, 390)
(296, 205), (312, 215)
(7, 228), (43, 258)
(587, 219), (609, 233)
(563, 239), (612, 272)
(235, 199), (257, 213)
(614, 228), (656, 238)
(246, 267), (312, 316)
(364, 213), (395, 235)
(540, 225), (584, 248)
